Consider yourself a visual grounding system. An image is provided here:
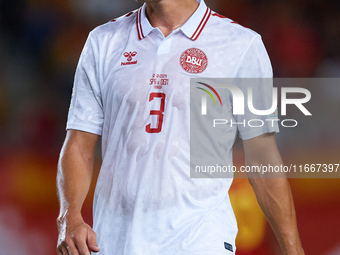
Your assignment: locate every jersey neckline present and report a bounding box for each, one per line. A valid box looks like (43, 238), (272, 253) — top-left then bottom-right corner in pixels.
(136, 0), (211, 41)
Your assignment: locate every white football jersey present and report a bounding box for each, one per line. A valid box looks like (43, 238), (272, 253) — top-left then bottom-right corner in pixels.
(67, 0), (278, 254)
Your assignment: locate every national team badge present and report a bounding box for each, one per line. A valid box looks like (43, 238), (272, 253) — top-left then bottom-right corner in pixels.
(180, 48), (208, 74)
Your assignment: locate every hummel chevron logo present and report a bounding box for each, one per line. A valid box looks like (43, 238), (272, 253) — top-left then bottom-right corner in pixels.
(121, 51), (138, 66)
(124, 51), (137, 61)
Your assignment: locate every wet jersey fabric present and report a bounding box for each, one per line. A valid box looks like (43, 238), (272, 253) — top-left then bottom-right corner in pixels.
(67, 0), (278, 254)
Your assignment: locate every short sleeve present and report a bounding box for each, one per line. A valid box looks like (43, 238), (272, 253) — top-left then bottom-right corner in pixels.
(236, 34), (273, 78)
(66, 32), (104, 135)
(234, 34), (279, 140)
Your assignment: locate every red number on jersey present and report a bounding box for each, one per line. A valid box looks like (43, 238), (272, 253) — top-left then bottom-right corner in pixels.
(146, 93), (166, 133)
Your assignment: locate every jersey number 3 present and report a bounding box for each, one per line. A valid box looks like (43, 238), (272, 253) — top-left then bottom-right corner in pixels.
(146, 92), (165, 133)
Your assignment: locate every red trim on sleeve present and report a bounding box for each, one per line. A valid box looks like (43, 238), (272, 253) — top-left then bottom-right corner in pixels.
(231, 21), (247, 28)
(212, 13), (226, 18)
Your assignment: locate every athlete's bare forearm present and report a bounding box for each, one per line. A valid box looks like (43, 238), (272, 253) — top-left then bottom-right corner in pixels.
(56, 130), (100, 255)
(243, 133), (304, 255)
(249, 178), (304, 255)
(57, 130), (99, 218)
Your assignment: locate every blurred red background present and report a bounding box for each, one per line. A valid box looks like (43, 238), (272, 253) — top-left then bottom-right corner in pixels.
(0, 0), (339, 254)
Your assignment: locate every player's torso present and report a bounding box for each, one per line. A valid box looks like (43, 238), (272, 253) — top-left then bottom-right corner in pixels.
(92, 10), (249, 226)
(90, 10), (255, 255)
(95, 13), (251, 150)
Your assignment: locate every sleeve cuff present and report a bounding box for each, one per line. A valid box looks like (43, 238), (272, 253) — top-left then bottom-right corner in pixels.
(66, 124), (102, 136)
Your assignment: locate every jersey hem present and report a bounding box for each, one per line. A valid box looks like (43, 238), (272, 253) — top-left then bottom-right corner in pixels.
(154, 251), (235, 255)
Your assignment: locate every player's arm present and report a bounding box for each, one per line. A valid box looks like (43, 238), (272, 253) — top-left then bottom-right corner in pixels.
(243, 133), (304, 255)
(56, 129), (100, 255)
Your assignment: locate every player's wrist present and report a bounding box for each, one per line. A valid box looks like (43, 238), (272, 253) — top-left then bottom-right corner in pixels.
(57, 208), (83, 227)
(282, 242), (304, 255)
(284, 248), (305, 255)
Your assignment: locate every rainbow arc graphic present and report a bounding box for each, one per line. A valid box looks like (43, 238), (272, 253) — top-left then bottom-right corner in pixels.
(196, 82), (222, 115)
(196, 82), (222, 106)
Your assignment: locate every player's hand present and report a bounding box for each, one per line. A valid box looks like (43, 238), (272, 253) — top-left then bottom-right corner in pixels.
(57, 213), (100, 255)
